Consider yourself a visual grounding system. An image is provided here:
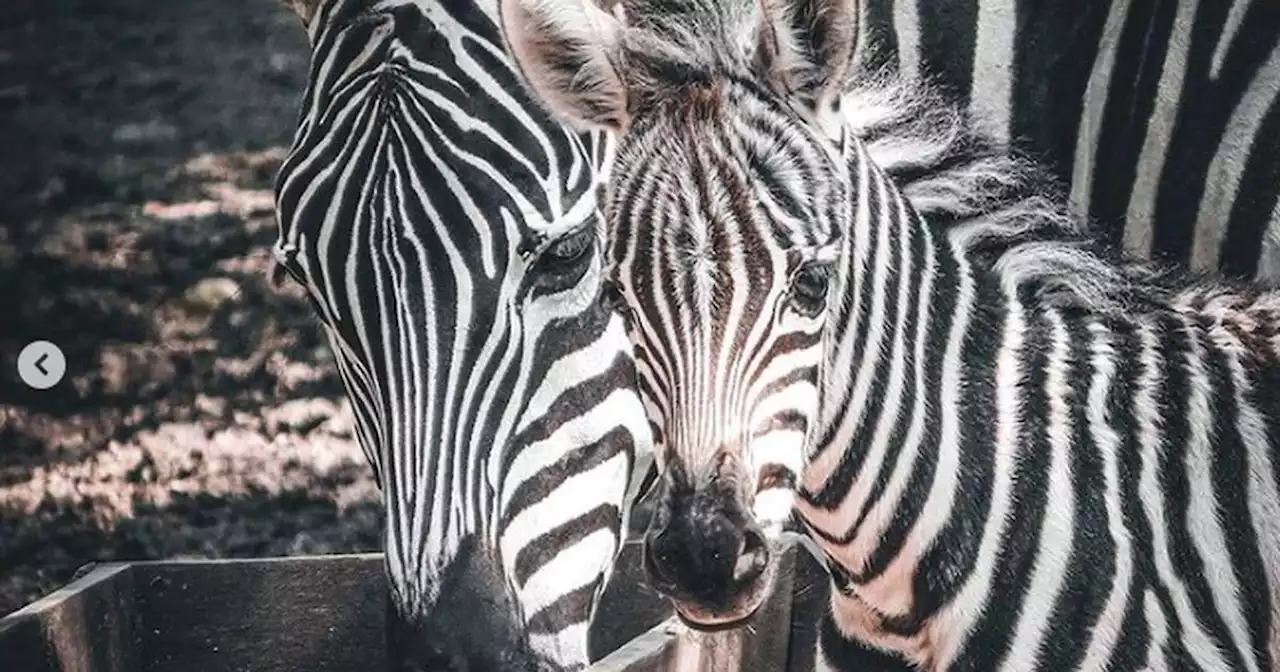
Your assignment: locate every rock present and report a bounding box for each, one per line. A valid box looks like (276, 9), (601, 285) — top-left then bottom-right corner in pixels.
(182, 277), (241, 313)
(143, 200), (221, 220)
(112, 120), (178, 144)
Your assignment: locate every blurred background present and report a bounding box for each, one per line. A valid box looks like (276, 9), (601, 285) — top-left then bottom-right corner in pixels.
(0, 0), (382, 616)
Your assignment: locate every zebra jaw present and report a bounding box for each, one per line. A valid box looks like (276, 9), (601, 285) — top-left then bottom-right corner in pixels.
(665, 544), (781, 631)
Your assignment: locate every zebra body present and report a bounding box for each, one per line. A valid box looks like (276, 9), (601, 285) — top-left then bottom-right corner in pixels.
(854, 0), (1280, 281)
(273, 1), (651, 669)
(803, 88), (1280, 670)
(499, 0), (1280, 668)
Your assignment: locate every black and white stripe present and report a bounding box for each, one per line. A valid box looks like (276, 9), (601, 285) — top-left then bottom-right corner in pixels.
(802, 89), (1280, 668)
(272, 1), (651, 669)
(854, 0), (1280, 281)
(500, 0), (1280, 667)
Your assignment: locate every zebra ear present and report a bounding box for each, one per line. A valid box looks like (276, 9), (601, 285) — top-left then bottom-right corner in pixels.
(501, 0), (629, 132)
(755, 0), (858, 111)
(278, 0), (322, 28)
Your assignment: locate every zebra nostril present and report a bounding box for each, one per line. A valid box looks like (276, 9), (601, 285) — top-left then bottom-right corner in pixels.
(733, 527), (769, 584)
(644, 530), (679, 587)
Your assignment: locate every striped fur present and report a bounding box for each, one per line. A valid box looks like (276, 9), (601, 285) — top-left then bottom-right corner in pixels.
(853, 0), (1280, 282)
(502, 0), (1280, 668)
(272, 1), (652, 669)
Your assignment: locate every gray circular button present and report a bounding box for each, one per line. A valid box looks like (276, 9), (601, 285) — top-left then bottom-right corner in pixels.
(17, 340), (66, 390)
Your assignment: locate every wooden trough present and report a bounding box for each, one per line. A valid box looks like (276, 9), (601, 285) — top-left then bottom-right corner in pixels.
(0, 535), (828, 672)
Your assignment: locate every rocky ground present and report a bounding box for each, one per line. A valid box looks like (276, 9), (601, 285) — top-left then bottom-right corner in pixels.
(0, 0), (383, 616)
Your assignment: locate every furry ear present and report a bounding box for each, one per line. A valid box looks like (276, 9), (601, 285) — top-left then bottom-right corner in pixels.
(500, 0), (629, 131)
(756, 0), (858, 111)
(279, 0), (323, 28)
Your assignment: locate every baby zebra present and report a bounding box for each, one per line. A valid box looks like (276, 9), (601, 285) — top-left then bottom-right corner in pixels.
(500, 0), (1280, 668)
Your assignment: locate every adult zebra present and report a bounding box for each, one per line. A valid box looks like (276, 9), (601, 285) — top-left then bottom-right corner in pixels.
(272, 1), (652, 670)
(854, 0), (1280, 281)
(501, 0), (1280, 668)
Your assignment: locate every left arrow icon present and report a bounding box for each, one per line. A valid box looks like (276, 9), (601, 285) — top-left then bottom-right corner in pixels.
(17, 341), (66, 390)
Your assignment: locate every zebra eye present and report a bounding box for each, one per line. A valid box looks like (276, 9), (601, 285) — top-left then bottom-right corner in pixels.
(547, 228), (593, 262)
(791, 263), (832, 315)
(531, 227), (596, 290)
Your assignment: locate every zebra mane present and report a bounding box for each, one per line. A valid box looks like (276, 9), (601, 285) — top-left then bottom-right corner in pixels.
(596, 2), (1279, 318)
(840, 60), (1275, 317)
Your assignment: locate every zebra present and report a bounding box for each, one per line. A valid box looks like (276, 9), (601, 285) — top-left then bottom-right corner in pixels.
(852, 0), (1280, 282)
(271, 1), (653, 669)
(500, 0), (1280, 668)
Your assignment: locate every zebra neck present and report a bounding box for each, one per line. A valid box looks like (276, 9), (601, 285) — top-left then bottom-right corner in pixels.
(806, 141), (974, 478)
(795, 145), (1009, 625)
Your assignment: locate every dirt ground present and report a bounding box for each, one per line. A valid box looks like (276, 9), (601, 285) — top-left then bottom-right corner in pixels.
(0, 0), (383, 616)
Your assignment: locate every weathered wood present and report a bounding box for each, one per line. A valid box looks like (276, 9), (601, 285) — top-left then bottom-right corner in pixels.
(590, 539), (674, 660)
(784, 538), (831, 671)
(0, 563), (139, 672)
(131, 553), (385, 672)
(586, 618), (684, 672)
(0, 540), (813, 672)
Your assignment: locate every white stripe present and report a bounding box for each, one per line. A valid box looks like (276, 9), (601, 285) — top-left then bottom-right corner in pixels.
(1257, 199), (1280, 282)
(1144, 588), (1171, 671)
(1192, 39), (1280, 271)
(968, 0), (1017, 143)
(1134, 323), (1228, 670)
(1180, 320), (1258, 672)
(1000, 309), (1075, 671)
(1123, 0), (1197, 260)
(894, 0), (923, 82)
(1079, 322), (1134, 669)
(501, 391), (640, 514)
(934, 294), (1023, 668)
(1071, 0), (1132, 221)
(518, 526), (620, 616)
(502, 455), (629, 596)
(1218, 323), (1280, 664)
(1211, 0), (1254, 80)
(528, 622), (591, 669)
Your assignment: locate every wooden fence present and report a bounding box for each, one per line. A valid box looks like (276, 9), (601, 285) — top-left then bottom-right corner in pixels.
(0, 536), (828, 671)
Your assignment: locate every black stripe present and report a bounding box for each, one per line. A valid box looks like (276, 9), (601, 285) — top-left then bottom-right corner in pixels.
(1197, 315), (1272, 669)
(846, 187), (927, 535)
(806, 153), (888, 499)
(858, 0), (902, 75)
(1009, 0), (1113, 175)
(524, 582), (597, 637)
(1156, 314), (1248, 671)
(1220, 91), (1280, 279)
(1087, 0), (1178, 255)
(1150, 1), (1258, 271)
(506, 353), (638, 464)
(1102, 316), (1152, 672)
(512, 503), (621, 587)
(893, 279), (1002, 630)
(499, 425), (635, 532)
(915, 0), (978, 102)
(949, 306), (1051, 670)
(817, 612), (916, 671)
(1039, 316), (1117, 669)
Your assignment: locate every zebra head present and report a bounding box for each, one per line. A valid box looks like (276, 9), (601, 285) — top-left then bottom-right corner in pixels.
(502, 0), (856, 628)
(274, 1), (652, 669)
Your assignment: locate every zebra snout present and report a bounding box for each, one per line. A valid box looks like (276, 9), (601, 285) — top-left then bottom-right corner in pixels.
(642, 489), (772, 614)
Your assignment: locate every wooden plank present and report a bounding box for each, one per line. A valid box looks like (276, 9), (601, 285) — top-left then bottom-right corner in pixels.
(1, 538), (816, 672)
(128, 553), (385, 672)
(586, 618), (684, 672)
(590, 540), (674, 660)
(0, 563), (139, 672)
(784, 538), (831, 671)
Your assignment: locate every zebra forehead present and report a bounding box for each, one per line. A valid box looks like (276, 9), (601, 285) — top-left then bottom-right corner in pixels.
(620, 134), (832, 246)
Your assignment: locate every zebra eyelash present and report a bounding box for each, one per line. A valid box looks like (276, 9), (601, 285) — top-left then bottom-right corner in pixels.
(523, 226), (601, 294)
